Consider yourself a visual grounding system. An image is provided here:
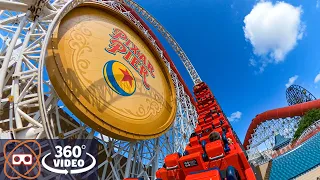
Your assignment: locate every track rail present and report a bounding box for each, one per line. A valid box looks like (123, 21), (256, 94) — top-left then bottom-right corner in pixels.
(120, 0), (202, 85)
(156, 82), (256, 179)
(244, 99), (320, 149)
(0, 0), (199, 179)
(295, 119), (320, 144)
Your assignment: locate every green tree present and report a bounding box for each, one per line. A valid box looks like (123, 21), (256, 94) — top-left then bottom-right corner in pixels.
(293, 108), (320, 140)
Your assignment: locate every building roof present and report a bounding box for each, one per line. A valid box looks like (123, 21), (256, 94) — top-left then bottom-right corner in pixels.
(273, 134), (291, 150)
(270, 132), (320, 179)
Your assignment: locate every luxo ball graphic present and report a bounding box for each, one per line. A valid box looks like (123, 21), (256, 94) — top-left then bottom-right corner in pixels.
(103, 60), (136, 96)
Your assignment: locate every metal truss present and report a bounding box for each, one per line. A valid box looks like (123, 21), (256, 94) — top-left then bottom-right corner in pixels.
(120, 0), (202, 85)
(286, 84), (317, 106)
(296, 119), (320, 143)
(0, 0), (198, 179)
(246, 117), (300, 165)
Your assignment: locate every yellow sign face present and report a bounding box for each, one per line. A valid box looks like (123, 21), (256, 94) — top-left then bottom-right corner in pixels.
(46, 3), (177, 141)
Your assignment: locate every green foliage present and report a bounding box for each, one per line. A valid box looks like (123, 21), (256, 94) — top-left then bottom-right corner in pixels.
(293, 108), (320, 140)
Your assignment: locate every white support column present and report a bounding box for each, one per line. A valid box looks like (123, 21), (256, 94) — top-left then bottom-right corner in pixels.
(152, 137), (160, 178)
(137, 141), (144, 176)
(0, 11), (31, 107)
(124, 142), (135, 178)
(0, 1), (29, 12)
(13, 19), (39, 129)
(131, 143), (139, 176)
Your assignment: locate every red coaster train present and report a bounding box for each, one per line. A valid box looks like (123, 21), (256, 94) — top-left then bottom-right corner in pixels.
(155, 82), (257, 180)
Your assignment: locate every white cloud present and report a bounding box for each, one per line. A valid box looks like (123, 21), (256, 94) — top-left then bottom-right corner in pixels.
(249, 58), (257, 66)
(285, 75), (299, 88)
(314, 73), (320, 83)
(228, 111), (242, 122)
(317, 0), (319, 8)
(244, 1), (304, 70)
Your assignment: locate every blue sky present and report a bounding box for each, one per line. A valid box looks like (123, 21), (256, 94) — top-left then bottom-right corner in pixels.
(135, 0), (320, 142)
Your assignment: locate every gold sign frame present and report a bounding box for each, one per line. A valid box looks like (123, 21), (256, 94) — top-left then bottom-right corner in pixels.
(46, 2), (177, 141)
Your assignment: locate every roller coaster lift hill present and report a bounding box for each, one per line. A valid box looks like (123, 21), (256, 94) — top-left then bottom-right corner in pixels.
(152, 82), (257, 180)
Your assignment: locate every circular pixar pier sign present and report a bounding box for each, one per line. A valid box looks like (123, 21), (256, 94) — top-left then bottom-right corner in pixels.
(46, 2), (177, 141)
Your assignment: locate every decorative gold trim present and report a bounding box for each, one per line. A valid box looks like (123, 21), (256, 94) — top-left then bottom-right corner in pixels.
(46, 2), (177, 141)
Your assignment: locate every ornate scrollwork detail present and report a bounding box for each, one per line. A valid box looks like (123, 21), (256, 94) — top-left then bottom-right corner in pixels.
(123, 87), (165, 118)
(69, 24), (93, 83)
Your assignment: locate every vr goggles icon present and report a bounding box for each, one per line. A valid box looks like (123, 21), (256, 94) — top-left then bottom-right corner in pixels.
(12, 154), (32, 166)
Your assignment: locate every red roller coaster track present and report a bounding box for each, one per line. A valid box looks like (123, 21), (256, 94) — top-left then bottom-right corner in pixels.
(154, 82), (256, 180)
(243, 99), (320, 149)
(122, 3), (196, 105)
(120, 2), (256, 179)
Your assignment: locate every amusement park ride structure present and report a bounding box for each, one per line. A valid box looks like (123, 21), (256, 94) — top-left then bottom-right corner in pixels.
(286, 84), (316, 106)
(5, 0), (320, 179)
(244, 84), (319, 166)
(0, 0), (319, 179)
(155, 82), (256, 179)
(0, 0), (200, 179)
